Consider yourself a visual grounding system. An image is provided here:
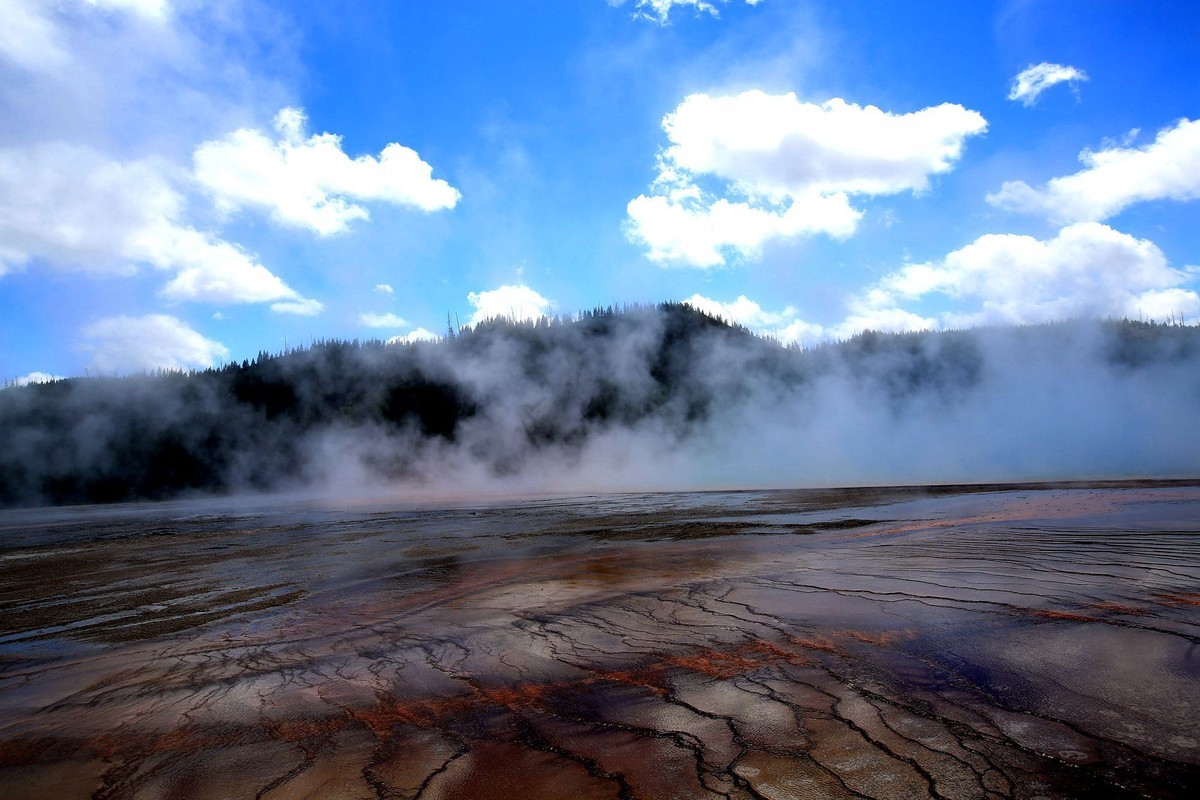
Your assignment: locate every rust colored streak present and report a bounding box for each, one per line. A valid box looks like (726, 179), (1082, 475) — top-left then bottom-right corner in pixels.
(833, 628), (911, 647)
(1090, 600), (1149, 615)
(1155, 592), (1200, 607)
(663, 649), (762, 680)
(593, 668), (670, 697)
(788, 635), (839, 654)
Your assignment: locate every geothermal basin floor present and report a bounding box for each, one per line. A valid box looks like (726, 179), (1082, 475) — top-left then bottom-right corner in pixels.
(1, 482), (1199, 799)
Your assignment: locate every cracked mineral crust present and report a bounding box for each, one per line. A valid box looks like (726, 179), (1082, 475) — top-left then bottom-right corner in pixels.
(1, 482), (1199, 798)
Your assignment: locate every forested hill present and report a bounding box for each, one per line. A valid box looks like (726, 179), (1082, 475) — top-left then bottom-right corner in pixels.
(3, 304), (1200, 508)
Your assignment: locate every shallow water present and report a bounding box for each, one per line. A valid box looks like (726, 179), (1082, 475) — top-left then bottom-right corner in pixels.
(1, 482), (1198, 798)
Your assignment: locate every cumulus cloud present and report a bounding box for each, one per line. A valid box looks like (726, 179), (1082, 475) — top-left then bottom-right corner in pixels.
(467, 284), (553, 325)
(682, 291), (942, 343)
(9, 371), (64, 388)
(359, 312), (409, 329)
(193, 107), (460, 236)
(627, 92), (987, 267)
(80, 314), (229, 373)
(987, 118), (1200, 223)
(852, 222), (1200, 328)
(1008, 63), (1088, 107)
(832, 305), (938, 339)
(627, 192), (860, 269)
(387, 327), (439, 345)
(613, 0), (763, 24)
(684, 293), (824, 344)
(0, 143), (320, 311)
(375, 283), (394, 295)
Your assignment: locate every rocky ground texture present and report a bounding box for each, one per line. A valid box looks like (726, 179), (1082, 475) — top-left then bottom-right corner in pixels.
(1, 482), (1198, 799)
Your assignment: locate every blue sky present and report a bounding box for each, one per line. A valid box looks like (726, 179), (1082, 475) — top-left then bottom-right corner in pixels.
(1, 0), (1198, 382)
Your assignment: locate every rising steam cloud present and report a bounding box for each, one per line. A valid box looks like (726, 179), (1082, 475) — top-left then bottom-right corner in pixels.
(2, 305), (1198, 507)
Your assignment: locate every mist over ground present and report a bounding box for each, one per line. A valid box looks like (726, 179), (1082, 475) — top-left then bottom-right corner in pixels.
(2, 304), (1198, 508)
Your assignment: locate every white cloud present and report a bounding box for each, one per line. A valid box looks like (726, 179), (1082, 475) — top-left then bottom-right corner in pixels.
(0, 0), (70, 70)
(152, 230), (312, 307)
(614, 0), (763, 24)
(1008, 63), (1088, 107)
(269, 297), (324, 316)
(685, 293), (795, 327)
(854, 223), (1200, 328)
(684, 293), (824, 344)
(83, 0), (169, 21)
(80, 314), (229, 373)
(987, 118), (1200, 223)
(628, 192), (860, 269)
(375, 283), (394, 295)
(9, 371), (64, 387)
(0, 143), (320, 310)
(359, 312), (409, 329)
(682, 291), (940, 343)
(193, 107), (460, 236)
(387, 327), (439, 345)
(627, 92), (987, 267)
(467, 284), (552, 325)
(0, 0), (271, 156)
(0, 143), (174, 277)
(831, 306), (938, 339)
(0, 0), (169, 72)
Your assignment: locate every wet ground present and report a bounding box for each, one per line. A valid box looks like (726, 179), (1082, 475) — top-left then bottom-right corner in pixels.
(1, 481), (1198, 799)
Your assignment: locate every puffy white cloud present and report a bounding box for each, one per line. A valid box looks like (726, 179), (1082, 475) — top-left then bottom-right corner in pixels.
(467, 284), (553, 325)
(0, 143), (320, 311)
(831, 306), (938, 339)
(387, 327), (439, 345)
(193, 107), (460, 236)
(80, 314), (229, 373)
(685, 293), (794, 327)
(627, 92), (987, 267)
(359, 312), (409, 329)
(684, 293), (825, 344)
(657, 94), (984, 196)
(1008, 62), (1088, 106)
(151, 229), (314, 308)
(628, 192), (859, 269)
(855, 223), (1200, 327)
(987, 118), (1200, 223)
(682, 291), (941, 343)
(0, 143), (174, 277)
(614, 0), (763, 24)
(375, 283), (394, 295)
(9, 371), (64, 388)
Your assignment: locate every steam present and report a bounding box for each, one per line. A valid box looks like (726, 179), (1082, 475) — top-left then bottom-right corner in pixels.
(2, 306), (1198, 508)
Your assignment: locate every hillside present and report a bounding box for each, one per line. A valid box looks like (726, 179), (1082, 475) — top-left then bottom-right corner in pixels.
(3, 304), (1199, 507)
